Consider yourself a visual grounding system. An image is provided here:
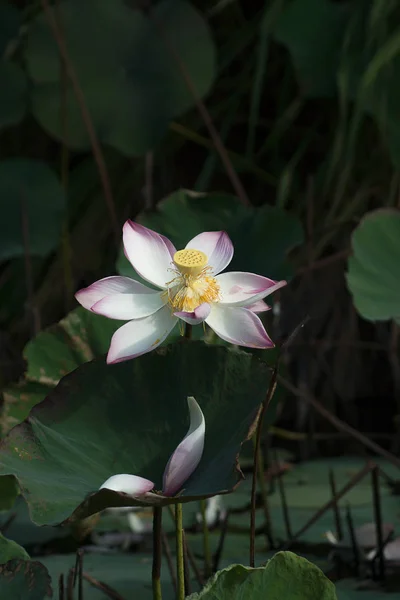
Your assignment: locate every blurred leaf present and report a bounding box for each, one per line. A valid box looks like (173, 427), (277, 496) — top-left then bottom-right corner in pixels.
(1, 308), (121, 434)
(0, 342), (270, 525)
(346, 209), (400, 323)
(0, 159), (65, 261)
(0, 475), (18, 510)
(117, 189), (303, 281)
(273, 0), (350, 97)
(40, 552), (177, 599)
(187, 551), (337, 599)
(0, 62), (28, 129)
(0, 0), (20, 56)
(0, 559), (52, 599)
(25, 0), (215, 155)
(0, 534), (29, 564)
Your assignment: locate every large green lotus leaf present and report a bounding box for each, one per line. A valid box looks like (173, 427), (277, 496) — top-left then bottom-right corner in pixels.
(0, 342), (270, 525)
(0, 559), (52, 599)
(0, 475), (18, 510)
(24, 0), (215, 155)
(273, 0), (350, 97)
(0, 159), (65, 261)
(187, 551), (337, 599)
(346, 209), (400, 323)
(0, 534), (29, 564)
(0, 1), (20, 56)
(0, 62), (28, 129)
(117, 189), (303, 281)
(1, 308), (121, 434)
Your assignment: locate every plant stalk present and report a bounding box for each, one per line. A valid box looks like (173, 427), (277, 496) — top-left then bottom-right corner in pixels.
(200, 499), (212, 578)
(175, 504), (185, 600)
(250, 368), (277, 567)
(152, 507), (163, 600)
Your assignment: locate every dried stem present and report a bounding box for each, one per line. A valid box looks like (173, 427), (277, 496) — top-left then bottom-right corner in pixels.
(147, 7), (250, 207)
(250, 368), (277, 567)
(162, 531), (177, 592)
(152, 506), (163, 600)
(283, 462), (373, 548)
(200, 499), (212, 578)
(279, 376), (400, 470)
(40, 0), (119, 244)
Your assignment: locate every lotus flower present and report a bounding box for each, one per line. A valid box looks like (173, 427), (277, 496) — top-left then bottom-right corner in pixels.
(100, 396), (205, 498)
(76, 222), (286, 363)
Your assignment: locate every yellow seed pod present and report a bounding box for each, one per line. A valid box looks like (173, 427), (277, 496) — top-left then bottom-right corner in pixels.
(173, 248), (207, 275)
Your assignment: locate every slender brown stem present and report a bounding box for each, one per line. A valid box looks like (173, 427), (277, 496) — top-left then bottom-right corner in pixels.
(283, 462), (373, 548)
(371, 467), (385, 581)
(346, 505), (360, 576)
(250, 368), (277, 567)
(152, 507), (163, 600)
(162, 531), (177, 593)
(148, 9), (250, 207)
(82, 573), (125, 600)
(183, 531), (205, 587)
(40, 0), (119, 244)
(278, 376), (400, 470)
(58, 574), (65, 600)
(329, 469), (343, 541)
(200, 499), (212, 578)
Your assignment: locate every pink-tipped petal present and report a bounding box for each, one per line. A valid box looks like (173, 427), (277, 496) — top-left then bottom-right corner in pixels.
(216, 271), (287, 307)
(205, 305), (274, 349)
(174, 303), (211, 325)
(248, 300), (271, 313)
(123, 221), (176, 289)
(92, 291), (164, 320)
(185, 231), (233, 275)
(100, 474), (154, 496)
(75, 276), (153, 310)
(107, 306), (177, 364)
(163, 397), (205, 496)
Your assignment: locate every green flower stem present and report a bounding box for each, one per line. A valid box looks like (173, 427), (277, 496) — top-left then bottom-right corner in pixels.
(152, 506), (163, 600)
(175, 503), (185, 600)
(250, 368), (277, 567)
(200, 498), (212, 578)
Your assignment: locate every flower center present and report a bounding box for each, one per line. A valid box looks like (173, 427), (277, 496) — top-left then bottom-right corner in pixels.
(165, 249), (220, 312)
(173, 249), (207, 275)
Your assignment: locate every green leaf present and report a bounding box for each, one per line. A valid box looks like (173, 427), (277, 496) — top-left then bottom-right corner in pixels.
(0, 559), (52, 600)
(273, 0), (350, 97)
(346, 209), (400, 323)
(0, 475), (18, 510)
(0, 159), (65, 261)
(25, 0), (215, 155)
(0, 341), (270, 525)
(0, 62), (28, 129)
(1, 308), (121, 434)
(117, 189), (303, 281)
(0, 534), (29, 564)
(0, 1), (20, 56)
(187, 551), (337, 599)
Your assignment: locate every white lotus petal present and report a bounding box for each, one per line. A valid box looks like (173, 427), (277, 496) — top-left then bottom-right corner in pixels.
(216, 271), (287, 307)
(75, 276), (153, 310)
(205, 305), (274, 348)
(185, 231), (233, 275)
(123, 221), (176, 289)
(100, 474), (154, 496)
(92, 291), (164, 320)
(163, 397), (205, 496)
(174, 302), (211, 325)
(107, 306), (177, 364)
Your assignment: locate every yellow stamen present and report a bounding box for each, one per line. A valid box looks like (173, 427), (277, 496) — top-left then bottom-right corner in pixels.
(173, 249), (207, 276)
(164, 248), (220, 313)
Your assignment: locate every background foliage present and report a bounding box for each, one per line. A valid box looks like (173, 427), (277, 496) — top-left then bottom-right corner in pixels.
(1, 0), (400, 597)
